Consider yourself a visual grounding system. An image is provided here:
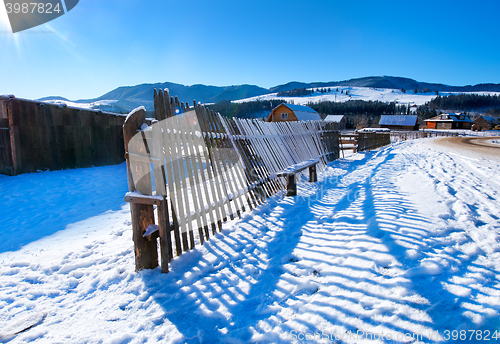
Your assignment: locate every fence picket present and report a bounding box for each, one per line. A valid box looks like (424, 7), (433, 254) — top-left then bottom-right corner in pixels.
(159, 90), (184, 256)
(177, 107), (206, 246)
(196, 104), (230, 232)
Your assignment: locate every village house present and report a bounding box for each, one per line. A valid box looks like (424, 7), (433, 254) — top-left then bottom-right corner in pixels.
(378, 115), (419, 131)
(266, 103), (321, 122)
(324, 115), (346, 130)
(473, 115), (499, 131)
(424, 113), (473, 130)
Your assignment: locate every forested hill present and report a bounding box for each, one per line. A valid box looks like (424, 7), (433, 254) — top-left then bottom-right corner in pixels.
(39, 76), (500, 113)
(269, 76), (500, 94)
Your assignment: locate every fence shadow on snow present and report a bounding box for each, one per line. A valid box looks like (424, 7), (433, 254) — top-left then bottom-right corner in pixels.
(139, 147), (500, 342)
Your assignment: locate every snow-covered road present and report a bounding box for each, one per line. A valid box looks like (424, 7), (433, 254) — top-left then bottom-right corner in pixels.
(1, 138), (499, 343)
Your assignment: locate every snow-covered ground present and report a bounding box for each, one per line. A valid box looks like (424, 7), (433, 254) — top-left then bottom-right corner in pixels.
(1, 138), (500, 343)
(235, 87), (500, 108)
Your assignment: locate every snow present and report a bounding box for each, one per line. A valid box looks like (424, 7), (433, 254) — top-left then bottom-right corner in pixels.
(125, 106), (147, 122)
(42, 99), (118, 111)
(358, 128), (391, 132)
(1, 138), (500, 343)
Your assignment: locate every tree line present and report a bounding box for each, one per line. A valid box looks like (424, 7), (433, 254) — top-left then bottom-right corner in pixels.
(308, 100), (400, 117)
(208, 99), (405, 120)
(423, 94), (500, 111)
(276, 88), (312, 97)
(416, 94), (500, 119)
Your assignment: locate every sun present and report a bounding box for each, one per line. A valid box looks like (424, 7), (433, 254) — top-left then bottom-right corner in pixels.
(0, 4), (83, 66)
(0, 4), (24, 57)
(0, 3), (12, 33)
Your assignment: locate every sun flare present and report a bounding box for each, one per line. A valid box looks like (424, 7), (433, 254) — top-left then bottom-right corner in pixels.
(0, 3), (12, 32)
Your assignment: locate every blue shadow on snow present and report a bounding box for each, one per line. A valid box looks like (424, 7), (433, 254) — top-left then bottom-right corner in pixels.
(0, 163), (128, 253)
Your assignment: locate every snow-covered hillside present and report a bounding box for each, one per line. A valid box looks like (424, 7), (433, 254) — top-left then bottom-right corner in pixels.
(39, 87), (500, 113)
(1, 138), (500, 343)
(236, 87), (500, 107)
(41, 99), (119, 111)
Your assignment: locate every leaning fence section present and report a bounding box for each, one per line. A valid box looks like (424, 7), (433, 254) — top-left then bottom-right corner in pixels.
(226, 118), (339, 199)
(124, 89), (339, 273)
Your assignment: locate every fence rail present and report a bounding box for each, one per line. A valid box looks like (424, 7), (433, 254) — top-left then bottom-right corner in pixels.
(124, 89), (339, 272)
(390, 129), (479, 143)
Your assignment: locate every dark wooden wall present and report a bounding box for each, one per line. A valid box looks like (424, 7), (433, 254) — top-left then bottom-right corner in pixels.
(0, 97), (126, 176)
(357, 132), (391, 151)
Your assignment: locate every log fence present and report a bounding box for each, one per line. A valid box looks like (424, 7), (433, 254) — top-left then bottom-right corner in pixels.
(124, 89), (339, 272)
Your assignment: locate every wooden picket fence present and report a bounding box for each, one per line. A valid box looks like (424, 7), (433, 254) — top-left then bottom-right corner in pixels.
(123, 89), (339, 272)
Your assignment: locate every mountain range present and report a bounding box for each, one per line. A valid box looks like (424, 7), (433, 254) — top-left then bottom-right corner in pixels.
(39, 76), (500, 113)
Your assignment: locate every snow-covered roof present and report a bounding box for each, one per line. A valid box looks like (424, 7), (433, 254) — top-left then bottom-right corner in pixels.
(282, 103), (316, 113)
(477, 115), (499, 124)
(324, 115), (345, 122)
(358, 128), (391, 132)
(279, 104), (321, 121)
(425, 113), (473, 123)
(379, 115), (418, 127)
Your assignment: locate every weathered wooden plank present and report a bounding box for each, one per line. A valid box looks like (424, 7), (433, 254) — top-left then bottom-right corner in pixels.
(215, 113), (252, 216)
(176, 107), (203, 248)
(205, 109), (244, 219)
(196, 104), (228, 233)
(151, 119), (173, 270)
(169, 108), (191, 251)
(124, 192), (164, 205)
(157, 198), (171, 272)
(191, 100), (218, 239)
(198, 105), (232, 227)
(158, 89), (183, 256)
(123, 107), (158, 271)
(178, 107), (210, 244)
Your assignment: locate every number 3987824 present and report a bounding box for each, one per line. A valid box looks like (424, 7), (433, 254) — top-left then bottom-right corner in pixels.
(5, 2), (62, 14)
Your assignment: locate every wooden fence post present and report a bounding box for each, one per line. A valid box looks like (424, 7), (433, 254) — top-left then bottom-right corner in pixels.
(123, 108), (159, 271)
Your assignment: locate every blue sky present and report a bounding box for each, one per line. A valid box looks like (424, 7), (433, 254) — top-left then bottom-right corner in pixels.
(1, 0), (499, 100)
